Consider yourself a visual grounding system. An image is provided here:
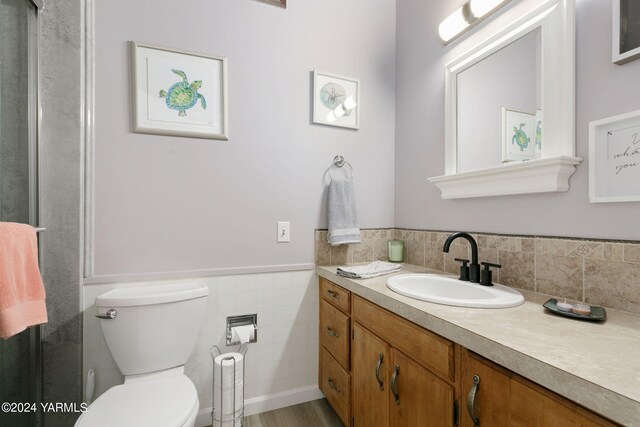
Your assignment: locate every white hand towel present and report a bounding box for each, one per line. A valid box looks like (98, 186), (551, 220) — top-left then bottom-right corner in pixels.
(327, 179), (361, 246)
(337, 261), (402, 279)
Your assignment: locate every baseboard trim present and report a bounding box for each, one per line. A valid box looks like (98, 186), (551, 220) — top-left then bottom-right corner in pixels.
(195, 385), (324, 427)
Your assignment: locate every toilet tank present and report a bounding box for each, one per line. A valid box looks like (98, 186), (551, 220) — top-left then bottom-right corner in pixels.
(95, 282), (209, 376)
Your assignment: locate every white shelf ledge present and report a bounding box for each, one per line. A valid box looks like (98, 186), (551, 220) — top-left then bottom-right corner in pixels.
(428, 156), (582, 199)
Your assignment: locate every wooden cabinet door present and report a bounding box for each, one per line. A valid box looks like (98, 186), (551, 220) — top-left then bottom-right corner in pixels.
(352, 322), (390, 427)
(509, 377), (617, 427)
(460, 351), (511, 427)
(462, 350), (617, 427)
(390, 349), (455, 427)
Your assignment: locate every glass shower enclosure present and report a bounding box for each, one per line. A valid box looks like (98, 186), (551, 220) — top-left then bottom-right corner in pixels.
(0, 0), (44, 426)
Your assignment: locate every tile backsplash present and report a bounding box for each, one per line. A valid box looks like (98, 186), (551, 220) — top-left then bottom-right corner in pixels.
(315, 228), (640, 315)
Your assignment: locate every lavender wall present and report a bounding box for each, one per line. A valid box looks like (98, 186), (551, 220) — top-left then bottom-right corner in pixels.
(395, 0), (640, 240)
(92, 0), (396, 279)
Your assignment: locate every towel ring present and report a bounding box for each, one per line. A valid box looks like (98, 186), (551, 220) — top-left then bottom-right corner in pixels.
(328, 155), (354, 180)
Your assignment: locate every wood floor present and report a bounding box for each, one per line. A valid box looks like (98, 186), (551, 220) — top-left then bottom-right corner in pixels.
(223, 399), (344, 427)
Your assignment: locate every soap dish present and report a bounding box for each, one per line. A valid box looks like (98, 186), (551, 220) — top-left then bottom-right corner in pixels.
(543, 299), (607, 322)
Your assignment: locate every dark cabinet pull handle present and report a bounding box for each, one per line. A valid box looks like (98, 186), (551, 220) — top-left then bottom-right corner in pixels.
(391, 364), (400, 406)
(328, 377), (341, 393)
(374, 353), (384, 391)
(327, 290), (340, 299)
(326, 327), (339, 338)
(467, 375), (480, 427)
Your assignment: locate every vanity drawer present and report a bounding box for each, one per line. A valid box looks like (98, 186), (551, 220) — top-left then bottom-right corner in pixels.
(320, 347), (351, 427)
(320, 278), (351, 314)
(321, 299), (350, 370)
(353, 295), (455, 383)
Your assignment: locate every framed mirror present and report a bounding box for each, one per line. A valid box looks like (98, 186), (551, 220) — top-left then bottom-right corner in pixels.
(429, 0), (582, 199)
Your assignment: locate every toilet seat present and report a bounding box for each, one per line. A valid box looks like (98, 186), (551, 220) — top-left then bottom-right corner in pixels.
(75, 374), (198, 427)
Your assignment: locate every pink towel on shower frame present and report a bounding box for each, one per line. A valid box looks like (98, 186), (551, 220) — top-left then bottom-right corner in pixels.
(0, 222), (47, 339)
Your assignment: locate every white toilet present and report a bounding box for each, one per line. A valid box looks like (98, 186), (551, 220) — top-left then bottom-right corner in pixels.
(75, 282), (209, 427)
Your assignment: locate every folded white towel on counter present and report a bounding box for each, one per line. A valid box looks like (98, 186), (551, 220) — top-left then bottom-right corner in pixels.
(337, 261), (402, 279)
(327, 179), (361, 246)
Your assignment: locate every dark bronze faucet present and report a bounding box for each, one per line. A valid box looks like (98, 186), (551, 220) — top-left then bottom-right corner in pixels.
(443, 232), (502, 286)
(443, 232), (480, 283)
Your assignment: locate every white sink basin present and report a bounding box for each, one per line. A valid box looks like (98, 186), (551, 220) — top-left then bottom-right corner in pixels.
(386, 274), (525, 308)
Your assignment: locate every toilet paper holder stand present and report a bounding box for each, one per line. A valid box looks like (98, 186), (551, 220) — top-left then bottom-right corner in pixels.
(210, 343), (248, 427)
(226, 314), (258, 346)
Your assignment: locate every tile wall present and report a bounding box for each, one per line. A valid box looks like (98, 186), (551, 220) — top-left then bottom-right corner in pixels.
(316, 228), (640, 315)
(83, 270), (319, 422)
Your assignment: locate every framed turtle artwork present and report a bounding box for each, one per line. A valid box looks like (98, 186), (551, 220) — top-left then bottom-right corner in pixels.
(501, 107), (536, 163)
(131, 42), (228, 140)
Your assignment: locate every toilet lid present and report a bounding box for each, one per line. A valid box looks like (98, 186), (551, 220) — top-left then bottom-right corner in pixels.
(76, 375), (198, 427)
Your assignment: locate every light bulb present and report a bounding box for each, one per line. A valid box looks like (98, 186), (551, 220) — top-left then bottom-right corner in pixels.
(470, 0), (506, 19)
(334, 104), (346, 118)
(438, 7), (470, 42)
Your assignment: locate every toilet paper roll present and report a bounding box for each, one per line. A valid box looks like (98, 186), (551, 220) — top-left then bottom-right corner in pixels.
(214, 353), (244, 386)
(231, 324), (255, 344)
(213, 384), (243, 421)
(213, 352), (244, 421)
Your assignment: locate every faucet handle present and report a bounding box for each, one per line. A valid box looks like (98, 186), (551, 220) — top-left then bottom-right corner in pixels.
(481, 262), (501, 269)
(454, 258), (470, 281)
(480, 262), (501, 286)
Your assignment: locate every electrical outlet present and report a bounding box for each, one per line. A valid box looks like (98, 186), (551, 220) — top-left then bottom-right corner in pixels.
(277, 221), (290, 243)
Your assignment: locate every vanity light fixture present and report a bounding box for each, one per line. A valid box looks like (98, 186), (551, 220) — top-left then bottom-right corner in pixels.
(469, 0), (510, 19)
(438, 5), (472, 43)
(439, 0), (512, 43)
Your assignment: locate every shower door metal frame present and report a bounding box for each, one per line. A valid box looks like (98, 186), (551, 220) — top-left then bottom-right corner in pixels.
(26, 0), (44, 425)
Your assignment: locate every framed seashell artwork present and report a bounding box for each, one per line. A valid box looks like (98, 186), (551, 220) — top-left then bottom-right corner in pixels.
(131, 42), (229, 140)
(312, 70), (360, 130)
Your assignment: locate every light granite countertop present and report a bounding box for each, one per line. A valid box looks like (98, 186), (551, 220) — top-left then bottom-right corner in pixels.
(316, 264), (640, 426)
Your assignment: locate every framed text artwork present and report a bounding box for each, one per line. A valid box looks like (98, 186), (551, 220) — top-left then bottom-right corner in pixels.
(131, 42), (229, 140)
(589, 109), (640, 202)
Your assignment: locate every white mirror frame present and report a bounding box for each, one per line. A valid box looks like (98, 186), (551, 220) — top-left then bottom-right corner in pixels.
(429, 0), (582, 199)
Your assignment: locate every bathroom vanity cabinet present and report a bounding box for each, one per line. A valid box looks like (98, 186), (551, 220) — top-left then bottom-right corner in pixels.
(352, 296), (455, 427)
(459, 350), (616, 427)
(318, 277), (619, 427)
